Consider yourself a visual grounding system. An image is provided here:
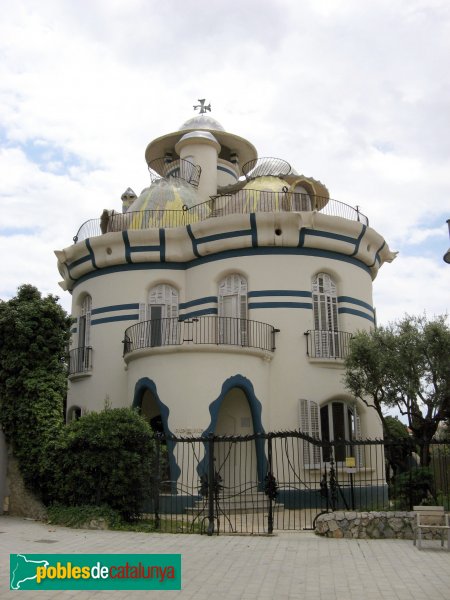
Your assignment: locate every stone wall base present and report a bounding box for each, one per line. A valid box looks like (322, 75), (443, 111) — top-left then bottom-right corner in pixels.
(315, 510), (446, 540)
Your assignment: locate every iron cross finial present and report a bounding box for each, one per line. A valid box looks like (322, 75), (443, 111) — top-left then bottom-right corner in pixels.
(193, 99), (211, 114)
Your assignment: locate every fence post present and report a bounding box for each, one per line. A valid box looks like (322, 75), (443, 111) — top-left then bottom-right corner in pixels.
(267, 435), (274, 534)
(207, 432), (215, 536)
(153, 435), (161, 530)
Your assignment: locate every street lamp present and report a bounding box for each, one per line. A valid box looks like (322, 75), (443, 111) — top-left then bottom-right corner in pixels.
(445, 219), (450, 264)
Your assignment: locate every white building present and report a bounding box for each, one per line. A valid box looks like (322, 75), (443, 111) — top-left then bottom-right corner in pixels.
(56, 107), (396, 508)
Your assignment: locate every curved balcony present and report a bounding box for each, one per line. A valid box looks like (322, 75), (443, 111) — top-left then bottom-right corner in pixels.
(242, 157), (292, 181)
(73, 190), (368, 242)
(68, 346), (93, 376)
(304, 330), (352, 360)
(148, 157), (201, 188)
(123, 316), (278, 356)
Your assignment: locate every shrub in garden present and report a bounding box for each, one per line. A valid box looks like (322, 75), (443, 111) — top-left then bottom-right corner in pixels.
(44, 408), (155, 520)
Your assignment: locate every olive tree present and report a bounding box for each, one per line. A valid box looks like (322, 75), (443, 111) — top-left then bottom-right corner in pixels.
(344, 314), (450, 465)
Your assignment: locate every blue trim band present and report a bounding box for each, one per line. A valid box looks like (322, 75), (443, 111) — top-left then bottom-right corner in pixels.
(369, 240), (386, 268)
(91, 314), (139, 325)
(128, 245), (161, 253)
(250, 213), (258, 248)
(217, 165), (238, 179)
(91, 303), (140, 315)
(68, 254), (91, 270)
(179, 296), (218, 310)
(248, 290), (312, 298)
(302, 228), (357, 245)
(132, 378), (180, 489)
(72, 247), (372, 288)
(350, 224), (367, 257)
(249, 301), (313, 310)
(338, 307), (375, 323)
(196, 229), (251, 245)
(159, 228), (165, 262)
(122, 230), (132, 264)
(337, 296), (374, 314)
(186, 224), (200, 258)
(85, 239), (98, 270)
(180, 307), (218, 319)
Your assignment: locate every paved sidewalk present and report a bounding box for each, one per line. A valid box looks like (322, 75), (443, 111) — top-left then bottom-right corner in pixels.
(1, 515), (449, 599)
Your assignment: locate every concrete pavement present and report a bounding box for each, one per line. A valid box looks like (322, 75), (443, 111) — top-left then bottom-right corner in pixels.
(0, 515), (449, 599)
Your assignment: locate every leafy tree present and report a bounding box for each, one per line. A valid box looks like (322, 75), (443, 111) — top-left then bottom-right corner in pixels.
(0, 284), (71, 491)
(44, 407), (156, 520)
(344, 314), (450, 466)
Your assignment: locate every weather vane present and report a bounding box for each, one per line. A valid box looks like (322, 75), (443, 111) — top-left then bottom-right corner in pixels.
(193, 99), (211, 114)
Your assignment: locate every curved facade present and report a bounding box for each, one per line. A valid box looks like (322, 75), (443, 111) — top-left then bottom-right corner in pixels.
(57, 111), (396, 479)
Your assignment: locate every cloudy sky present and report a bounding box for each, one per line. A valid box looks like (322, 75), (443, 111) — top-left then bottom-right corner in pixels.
(1, 0), (449, 324)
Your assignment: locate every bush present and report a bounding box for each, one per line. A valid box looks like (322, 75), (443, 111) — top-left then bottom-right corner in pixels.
(43, 408), (155, 520)
(392, 467), (434, 509)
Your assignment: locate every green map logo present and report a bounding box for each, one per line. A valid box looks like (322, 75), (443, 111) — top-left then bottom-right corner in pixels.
(10, 554), (182, 590)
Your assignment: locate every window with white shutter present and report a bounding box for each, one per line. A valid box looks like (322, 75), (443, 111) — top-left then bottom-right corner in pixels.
(312, 273), (339, 358)
(299, 398), (322, 468)
(146, 284), (179, 346)
(218, 274), (248, 345)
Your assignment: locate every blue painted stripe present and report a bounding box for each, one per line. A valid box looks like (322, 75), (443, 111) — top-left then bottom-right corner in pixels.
(122, 230), (132, 263)
(217, 165), (238, 179)
(186, 224), (200, 258)
(72, 247), (372, 288)
(338, 296), (374, 314)
(85, 238), (98, 269)
(350, 224), (367, 257)
(91, 303), (140, 315)
(369, 241), (386, 268)
(250, 213), (258, 248)
(180, 307), (218, 319)
(302, 228), (357, 245)
(196, 229), (251, 245)
(249, 301), (313, 310)
(248, 290), (312, 298)
(160, 228), (165, 262)
(68, 254), (91, 270)
(179, 296), (218, 310)
(298, 228), (307, 247)
(338, 307), (375, 323)
(91, 314), (139, 326)
(128, 245), (161, 253)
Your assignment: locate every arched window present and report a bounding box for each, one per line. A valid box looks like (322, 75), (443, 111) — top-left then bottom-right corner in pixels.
(312, 273), (339, 358)
(218, 274), (248, 345)
(67, 406), (83, 422)
(140, 284), (179, 347)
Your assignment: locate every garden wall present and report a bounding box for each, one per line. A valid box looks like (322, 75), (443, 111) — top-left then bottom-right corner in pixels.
(315, 511), (416, 539)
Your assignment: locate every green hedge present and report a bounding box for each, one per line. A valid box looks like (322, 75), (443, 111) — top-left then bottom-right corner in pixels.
(43, 408), (156, 520)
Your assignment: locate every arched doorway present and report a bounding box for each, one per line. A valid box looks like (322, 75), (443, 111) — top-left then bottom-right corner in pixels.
(214, 387), (258, 494)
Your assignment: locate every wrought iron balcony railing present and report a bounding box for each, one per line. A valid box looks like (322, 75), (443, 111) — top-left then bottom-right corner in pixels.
(123, 316), (278, 356)
(73, 190), (368, 242)
(241, 157), (292, 181)
(304, 330), (352, 360)
(68, 346), (93, 375)
(147, 157), (201, 188)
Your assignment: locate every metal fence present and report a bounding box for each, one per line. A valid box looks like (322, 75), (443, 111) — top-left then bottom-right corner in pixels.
(142, 432), (450, 535)
(73, 191), (368, 242)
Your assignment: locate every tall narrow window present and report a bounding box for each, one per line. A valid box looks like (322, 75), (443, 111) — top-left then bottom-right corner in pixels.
(312, 273), (339, 358)
(142, 284), (179, 347)
(218, 274), (248, 345)
(77, 295), (92, 371)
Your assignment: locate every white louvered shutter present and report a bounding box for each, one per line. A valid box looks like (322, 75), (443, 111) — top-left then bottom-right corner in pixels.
(353, 405), (364, 467)
(299, 399), (321, 468)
